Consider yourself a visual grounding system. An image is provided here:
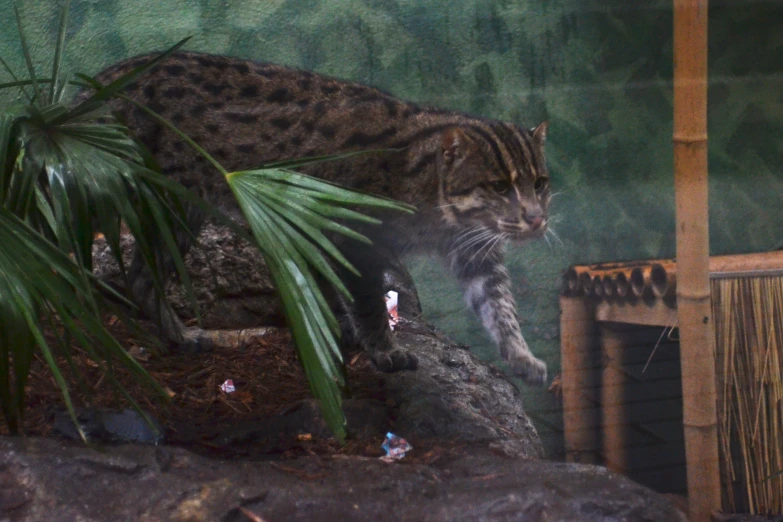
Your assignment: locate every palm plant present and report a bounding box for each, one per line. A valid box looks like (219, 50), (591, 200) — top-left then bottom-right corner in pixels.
(0, 0), (412, 441)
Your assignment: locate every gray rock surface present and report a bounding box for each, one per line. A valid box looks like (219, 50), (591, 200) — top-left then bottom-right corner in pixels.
(0, 436), (686, 522)
(93, 222), (541, 456)
(92, 222), (423, 331)
(92, 223), (282, 329)
(382, 322), (543, 458)
(52, 408), (164, 445)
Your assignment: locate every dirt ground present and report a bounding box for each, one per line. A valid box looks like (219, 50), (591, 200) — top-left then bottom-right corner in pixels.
(1, 316), (397, 460)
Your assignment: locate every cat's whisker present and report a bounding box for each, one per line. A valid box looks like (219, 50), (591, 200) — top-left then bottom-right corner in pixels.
(466, 232), (504, 268)
(451, 228), (479, 245)
(546, 212), (564, 226)
(449, 227), (493, 256)
(454, 224), (486, 240)
(546, 226), (564, 247)
(449, 228), (483, 250)
(450, 239), (487, 259)
(452, 230), (496, 257)
(453, 232), (484, 247)
(479, 233), (507, 266)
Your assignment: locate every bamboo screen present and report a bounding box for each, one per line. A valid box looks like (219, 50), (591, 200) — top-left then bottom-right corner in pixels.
(712, 275), (783, 514)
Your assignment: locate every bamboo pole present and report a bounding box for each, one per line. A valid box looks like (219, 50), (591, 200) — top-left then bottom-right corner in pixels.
(602, 275), (616, 298)
(560, 296), (600, 464)
(580, 271), (595, 295)
(673, 0), (721, 519)
(709, 251), (783, 277)
(615, 271), (630, 298)
(592, 275), (605, 298)
(600, 324), (628, 474)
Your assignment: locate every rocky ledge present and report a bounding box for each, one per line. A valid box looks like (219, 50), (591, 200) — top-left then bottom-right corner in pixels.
(0, 436), (686, 522)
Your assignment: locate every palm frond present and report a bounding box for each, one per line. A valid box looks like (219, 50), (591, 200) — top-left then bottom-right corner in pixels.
(0, 208), (166, 437)
(0, 113), (14, 202)
(227, 168), (413, 439)
(2, 0), (416, 445)
(0, 4), (196, 437)
(12, 2), (43, 104)
(50, 0), (71, 103)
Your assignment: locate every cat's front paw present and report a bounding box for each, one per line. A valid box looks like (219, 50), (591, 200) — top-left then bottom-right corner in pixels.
(509, 354), (548, 386)
(370, 348), (419, 373)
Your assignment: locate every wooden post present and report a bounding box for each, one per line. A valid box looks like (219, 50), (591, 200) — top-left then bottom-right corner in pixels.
(600, 324), (628, 474)
(559, 296), (600, 464)
(673, 0), (721, 519)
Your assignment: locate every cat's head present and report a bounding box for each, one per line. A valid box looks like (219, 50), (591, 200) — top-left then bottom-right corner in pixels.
(436, 121), (550, 242)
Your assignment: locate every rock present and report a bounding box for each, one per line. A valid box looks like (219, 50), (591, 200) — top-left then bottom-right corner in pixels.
(92, 223), (284, 330)
(381, 319), (543, 458)
(158, 320), (543, 460)
(0, 436), (686, 522)
(92, 223), (424, 331)
(52, 408), (164, 445)
(58, 223), (686, 520)
(181, 398), (391, 453)
(92, 221), (537, 456)
(712, 514), (783, 522)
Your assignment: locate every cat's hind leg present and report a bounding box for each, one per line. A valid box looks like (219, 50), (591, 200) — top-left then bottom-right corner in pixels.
(126, 206), (213, 354)
(335, 243), (418, 372)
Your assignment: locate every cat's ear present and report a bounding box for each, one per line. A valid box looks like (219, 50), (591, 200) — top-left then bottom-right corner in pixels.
(531, 121), (548, 145)
(441, 127), (472, 165)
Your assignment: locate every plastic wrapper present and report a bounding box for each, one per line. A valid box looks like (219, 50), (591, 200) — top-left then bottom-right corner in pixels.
(384, 290), (399, 330)
(380, 432), (412, 462)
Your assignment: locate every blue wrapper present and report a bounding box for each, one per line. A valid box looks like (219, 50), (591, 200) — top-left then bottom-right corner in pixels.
(381, 432), (412, 460)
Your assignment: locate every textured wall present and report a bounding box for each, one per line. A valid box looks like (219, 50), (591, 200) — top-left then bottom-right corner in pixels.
(2, 0), (782, 458)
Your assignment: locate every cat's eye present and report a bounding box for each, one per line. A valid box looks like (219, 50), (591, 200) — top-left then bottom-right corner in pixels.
(489, 180), (511, 195)
(534, 177), (548, 193)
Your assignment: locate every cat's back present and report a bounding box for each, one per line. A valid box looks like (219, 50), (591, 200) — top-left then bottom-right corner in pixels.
(85, 52), (457, 205)
(93, 51), (432, 152)
(96, 52), (398, 113)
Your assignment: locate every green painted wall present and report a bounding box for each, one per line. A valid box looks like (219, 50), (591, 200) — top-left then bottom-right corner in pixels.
(2, 0), (782, 459)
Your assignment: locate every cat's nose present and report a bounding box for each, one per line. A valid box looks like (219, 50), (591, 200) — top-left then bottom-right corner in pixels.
(524, 213), (544, 230)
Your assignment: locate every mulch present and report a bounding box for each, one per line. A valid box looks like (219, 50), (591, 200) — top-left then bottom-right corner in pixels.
(0, 315), (393, 460)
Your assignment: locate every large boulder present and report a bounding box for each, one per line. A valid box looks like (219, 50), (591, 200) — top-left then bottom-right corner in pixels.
(0, 436), (686, 522)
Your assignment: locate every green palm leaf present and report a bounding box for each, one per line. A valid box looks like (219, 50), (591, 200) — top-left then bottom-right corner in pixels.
(0, 208), (166, 438)
(2, 0), (414, 444)
(0, 2), (196, 437)
(227, 168), (413, 438)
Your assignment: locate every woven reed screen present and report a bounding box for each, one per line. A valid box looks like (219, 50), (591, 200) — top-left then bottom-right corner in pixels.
(713, 275), (783, 514)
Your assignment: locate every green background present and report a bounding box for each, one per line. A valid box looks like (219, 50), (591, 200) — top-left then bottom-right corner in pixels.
(2, 0), (782, 459)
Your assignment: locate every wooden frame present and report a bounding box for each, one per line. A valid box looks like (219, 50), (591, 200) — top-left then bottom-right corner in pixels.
(560, 251), (783, 521)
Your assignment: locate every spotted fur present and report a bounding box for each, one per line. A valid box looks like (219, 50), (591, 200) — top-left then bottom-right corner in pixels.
(84, 52), (550, 385)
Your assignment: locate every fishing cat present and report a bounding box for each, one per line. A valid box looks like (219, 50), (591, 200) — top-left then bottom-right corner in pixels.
(88, 52), (550, 385)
